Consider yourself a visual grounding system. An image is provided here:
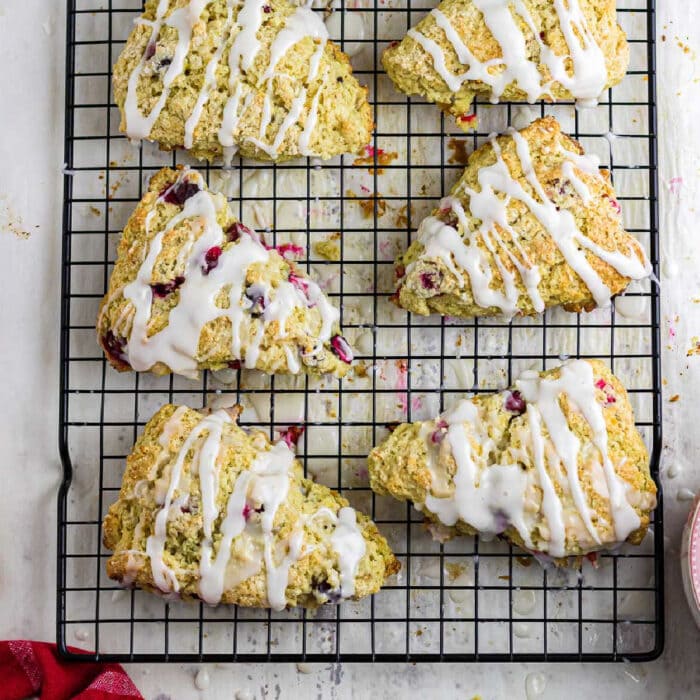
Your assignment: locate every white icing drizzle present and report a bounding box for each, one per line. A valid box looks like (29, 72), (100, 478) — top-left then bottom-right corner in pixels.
(410, 0), (609, 106)
(199, 471), (251, 603)
(329, 507), (366, 598)
(112, 168), (338, 377)
(423, 401), (533, 547)
(184, 5), (235, 149)
(125, 0), (212, 139)
(245, 6), (328, 158)
(298, 70), (328, 156)
(123, 0), (330, 160)
(418, 360), (644, 557)
(146, 409), (233, 592)
(409, 127), (650, 316)
(137, 409), (368, 608)
(517, 361), (641, 544)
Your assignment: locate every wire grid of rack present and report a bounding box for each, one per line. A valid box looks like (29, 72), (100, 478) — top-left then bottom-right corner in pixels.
(58, 0), (663, 662)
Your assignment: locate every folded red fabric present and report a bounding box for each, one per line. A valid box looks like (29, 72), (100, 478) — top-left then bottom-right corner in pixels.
(0, 641), (142, 700)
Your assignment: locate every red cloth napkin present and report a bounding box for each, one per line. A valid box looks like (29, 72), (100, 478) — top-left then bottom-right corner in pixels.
(0, 641), (143, 700)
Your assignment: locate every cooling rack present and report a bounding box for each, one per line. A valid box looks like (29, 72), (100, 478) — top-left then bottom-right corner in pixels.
(58, 0), (664, 662)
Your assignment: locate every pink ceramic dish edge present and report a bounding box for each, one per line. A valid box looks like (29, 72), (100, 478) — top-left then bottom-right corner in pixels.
(681, 493), (700, 629)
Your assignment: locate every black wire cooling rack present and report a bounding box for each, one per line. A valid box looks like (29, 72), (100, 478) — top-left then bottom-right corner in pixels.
(58, 0), (664, 662)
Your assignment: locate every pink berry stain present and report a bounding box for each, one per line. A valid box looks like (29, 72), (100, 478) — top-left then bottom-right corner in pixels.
(595, 378), (616, 404)
(288, 272), (310, 299)
(607, 197), (622, 215)
(431, 419), (448, 443)
(669, 176), (683, 196)
(365, 145), (385, 158)
(330, 335), (353, 364)
(276, 243), (305, 260)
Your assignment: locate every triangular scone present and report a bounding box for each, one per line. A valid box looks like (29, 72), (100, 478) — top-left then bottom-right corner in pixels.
(395, 117), (650, 318)
(103, 405), (399, 608)
(369, 360), (657, 563)
(383, 0), (628, 121)
(98, 167), (353, 378)
(113, 0), (372, 162)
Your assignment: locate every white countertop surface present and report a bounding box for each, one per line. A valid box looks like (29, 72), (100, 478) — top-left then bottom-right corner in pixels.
(2, 1), (700, 697)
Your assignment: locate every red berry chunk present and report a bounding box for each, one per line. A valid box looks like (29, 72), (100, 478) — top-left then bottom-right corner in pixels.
(585, 552), (599, 568)
(420, 271), (438, 290)
(151, 275), (185, 298)
(102, 331), (129, 366)
(145, 42), (156, 60)
(162, 179), (200, 206)
(202, 246), (222, 274)
(226, 221), (253, 242)
(279, 425), (305, 448)
(504, 390), (526, 414)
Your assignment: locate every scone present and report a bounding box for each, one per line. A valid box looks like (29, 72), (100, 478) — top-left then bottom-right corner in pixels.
(103, 404), (399, 608)
(383, 0), (629, 121)
(113, 0), (373, 162)
(368, 359), (657, 563)
(395, 117), (650, 318)
(97, 166), (353, 378)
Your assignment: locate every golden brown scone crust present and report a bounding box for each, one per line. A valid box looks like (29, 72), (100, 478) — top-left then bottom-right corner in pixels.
(395, 117), (649, 317)
(382, 0), (629, 119)
(113, 0), (373, 161)
(104, 404), (399, 608)
(97, 167), (352, 378)
(368, 360), (657, 564)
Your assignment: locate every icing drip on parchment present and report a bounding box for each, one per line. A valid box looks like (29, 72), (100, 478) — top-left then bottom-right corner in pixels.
(124, 0), (330, 160)
(417, 360), (651, 558)
(408, 127), (650, 317)
(102, 168), (341, 377)
(407, 0), (609, 106)
(142, 408), (366, 608)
